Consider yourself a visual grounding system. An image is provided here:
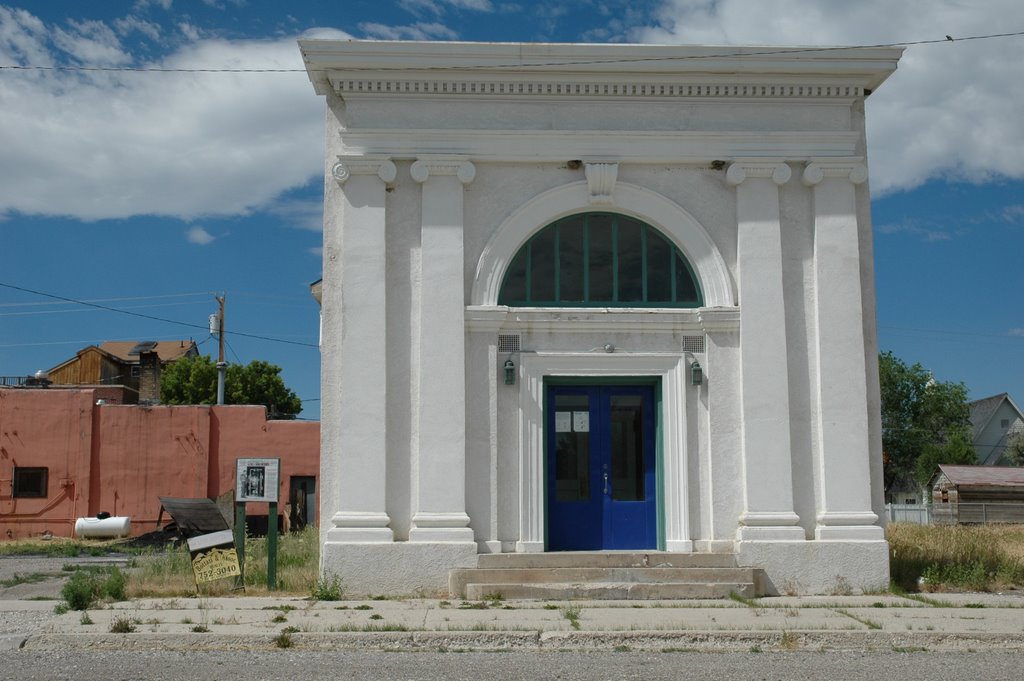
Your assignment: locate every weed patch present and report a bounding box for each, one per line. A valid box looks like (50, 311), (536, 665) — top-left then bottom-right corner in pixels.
(60, 567), (127, 610)
(888, 523), (1024, 592)
(310, 573), (345, 601)
(109, 616), (138, 633)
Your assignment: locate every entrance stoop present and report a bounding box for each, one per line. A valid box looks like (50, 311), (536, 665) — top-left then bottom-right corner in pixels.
(449, 552), (763, 600)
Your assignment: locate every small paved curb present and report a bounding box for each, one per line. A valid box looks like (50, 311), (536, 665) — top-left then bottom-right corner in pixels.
(21, 630), (1024, 653)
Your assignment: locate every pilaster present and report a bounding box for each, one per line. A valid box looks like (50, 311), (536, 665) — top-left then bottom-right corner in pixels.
(803, 159), (883, 541)
(727, 161), (803, 541)
(323, 155), (395, 543)
(410, 157), (476, 543)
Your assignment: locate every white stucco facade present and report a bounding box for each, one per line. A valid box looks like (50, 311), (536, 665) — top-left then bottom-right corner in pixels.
(301, 40), (902, 596)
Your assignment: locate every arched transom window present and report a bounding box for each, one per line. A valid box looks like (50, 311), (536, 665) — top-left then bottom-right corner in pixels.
(498, 213), (703, 307)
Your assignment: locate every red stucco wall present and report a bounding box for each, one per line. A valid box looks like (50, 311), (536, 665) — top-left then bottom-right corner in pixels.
(0, 388), (319, 539)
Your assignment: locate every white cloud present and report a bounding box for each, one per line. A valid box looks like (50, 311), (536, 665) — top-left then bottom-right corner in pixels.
(1009, 329), (1024, 337)
(186, 226), (216, 244)
(53, 19), (132, 65)
(358, 21), (459, 41)
(446, 0), (495, 10)
(113, 15), (162, 42)
(266, 198), (324, 232)
(633, 0), (1024, 195)
(398, 0), (494, 15)
(876, 221), (953, 243)
(0, 9), (352, 222)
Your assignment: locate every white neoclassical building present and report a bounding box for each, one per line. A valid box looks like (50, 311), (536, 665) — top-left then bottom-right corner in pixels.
(301, 40), (902, 596)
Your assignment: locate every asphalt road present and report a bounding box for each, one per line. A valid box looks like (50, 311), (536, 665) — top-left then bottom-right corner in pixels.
(5, 650), (1024, 681)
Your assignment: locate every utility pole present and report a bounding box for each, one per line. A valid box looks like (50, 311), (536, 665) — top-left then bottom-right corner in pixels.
(215, 295), (226, 405)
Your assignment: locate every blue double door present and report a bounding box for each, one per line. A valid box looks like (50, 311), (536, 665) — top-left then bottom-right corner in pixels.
(547, 384), (657, 551)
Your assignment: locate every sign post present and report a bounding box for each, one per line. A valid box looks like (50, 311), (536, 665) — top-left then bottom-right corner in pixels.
(235, 457), (281, 591)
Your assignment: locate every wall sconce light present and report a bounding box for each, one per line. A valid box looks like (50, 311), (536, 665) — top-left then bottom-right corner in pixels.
(690, 360), (703, 386)
(504, 358), (516, 385)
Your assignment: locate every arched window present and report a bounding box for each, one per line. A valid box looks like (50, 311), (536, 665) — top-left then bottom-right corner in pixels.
(498, 213), (703, 307)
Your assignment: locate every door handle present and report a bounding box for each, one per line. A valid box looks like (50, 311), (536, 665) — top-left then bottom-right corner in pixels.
(603, 472), (609, 496)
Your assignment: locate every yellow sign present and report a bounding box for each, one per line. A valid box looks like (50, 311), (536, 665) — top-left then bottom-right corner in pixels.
(191, 546), (241, 584)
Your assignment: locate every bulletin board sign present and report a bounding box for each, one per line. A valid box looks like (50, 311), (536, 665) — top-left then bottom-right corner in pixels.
(235, 458), (280, 503)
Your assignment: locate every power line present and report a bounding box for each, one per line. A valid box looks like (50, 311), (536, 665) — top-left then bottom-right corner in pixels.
(1, 30), (1022, 74)
(0, 291), (213, 308)
(0, 281), (318, 349)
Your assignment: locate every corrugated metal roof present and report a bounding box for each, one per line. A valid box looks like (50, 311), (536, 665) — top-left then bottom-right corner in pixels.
(939, 464), (1024, 487)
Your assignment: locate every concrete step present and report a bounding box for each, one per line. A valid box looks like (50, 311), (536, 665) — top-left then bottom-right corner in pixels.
(453, 566), (755, 587)
(450, 553), (761, 600)
(464, 580), (755, 601)
(476, 552), (738, 570)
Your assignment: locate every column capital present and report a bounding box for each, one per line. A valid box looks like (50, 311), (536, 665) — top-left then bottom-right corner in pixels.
(726, 160), (791, 187)
(802, 159), (868, 187)
(411, 156), (476, 184)
(332, 155), (397, 184)
(584, 162), (619, 204)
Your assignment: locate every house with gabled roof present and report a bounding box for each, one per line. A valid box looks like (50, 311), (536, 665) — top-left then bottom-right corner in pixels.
(969, 393), (1024, 466)
(46, 340), (198, 402)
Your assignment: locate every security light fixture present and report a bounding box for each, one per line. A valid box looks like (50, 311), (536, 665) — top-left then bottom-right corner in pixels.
(504, 358), (516, 385)
(690, 360), (703, 386)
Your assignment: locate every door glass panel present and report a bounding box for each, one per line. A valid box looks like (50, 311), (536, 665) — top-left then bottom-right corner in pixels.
(609, 394), (644, 501)
(554, 394), (590, 501)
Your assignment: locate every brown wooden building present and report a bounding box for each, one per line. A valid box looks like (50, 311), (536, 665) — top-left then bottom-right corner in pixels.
(46, 340), (197, 400)
(931, 464), (1024, 524)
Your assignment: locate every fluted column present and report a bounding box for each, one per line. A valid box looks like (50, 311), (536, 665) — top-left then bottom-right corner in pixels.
(323, 155), (397, 543)
(803, 160), (883, 540)
(409, 157), (476, 542)
(726, 161), (804, 541)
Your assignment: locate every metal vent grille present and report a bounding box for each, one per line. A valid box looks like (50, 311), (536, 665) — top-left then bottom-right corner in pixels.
(682, 335), (705, 354)
(498, 334), (521, 354)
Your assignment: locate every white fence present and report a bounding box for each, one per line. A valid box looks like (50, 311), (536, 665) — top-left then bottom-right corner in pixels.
(885, 503), (932, 525)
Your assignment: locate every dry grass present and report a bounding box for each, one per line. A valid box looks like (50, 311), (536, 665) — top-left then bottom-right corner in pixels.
(125, 526), (320, 598)
(888, 523), (1024, 592)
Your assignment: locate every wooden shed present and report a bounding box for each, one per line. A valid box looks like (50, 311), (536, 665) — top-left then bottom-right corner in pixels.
(931, 464), (1024, 524)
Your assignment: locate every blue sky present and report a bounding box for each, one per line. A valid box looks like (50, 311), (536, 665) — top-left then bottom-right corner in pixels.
(1, 0), (1023, 419)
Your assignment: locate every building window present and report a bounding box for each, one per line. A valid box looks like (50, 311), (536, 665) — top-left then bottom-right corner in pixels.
(13, 467), (48, 498)
(1001, 419), (1010, 428)
(498, 213), (703, 307)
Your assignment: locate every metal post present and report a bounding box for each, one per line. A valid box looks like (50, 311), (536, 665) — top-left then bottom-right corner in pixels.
(216, 362), (226, 405)
(267, 501), (278, 590)
(233, 501), (246, 590)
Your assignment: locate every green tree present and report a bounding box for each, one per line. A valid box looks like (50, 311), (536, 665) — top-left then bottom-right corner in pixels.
(160, 355), (302, 419)
(1005, 431), (1024, 467)
(879, 351), (976, 491)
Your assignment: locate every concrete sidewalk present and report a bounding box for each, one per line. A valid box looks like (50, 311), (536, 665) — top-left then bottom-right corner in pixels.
(6, 591), (1024, 653)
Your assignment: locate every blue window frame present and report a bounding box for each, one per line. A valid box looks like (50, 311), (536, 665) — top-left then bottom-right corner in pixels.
(498, 213), (702, 307)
